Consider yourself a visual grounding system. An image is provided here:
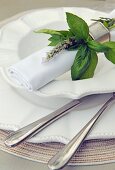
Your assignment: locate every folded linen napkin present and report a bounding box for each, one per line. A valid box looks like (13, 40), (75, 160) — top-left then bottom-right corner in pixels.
(9, 47), (76, 90)
(8, 12), (115, 91)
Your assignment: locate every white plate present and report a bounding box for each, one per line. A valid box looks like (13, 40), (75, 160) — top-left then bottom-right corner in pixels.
(1, 8), (115, 166)
(0, 7), (115, 99)
(0, 8), (115, 144)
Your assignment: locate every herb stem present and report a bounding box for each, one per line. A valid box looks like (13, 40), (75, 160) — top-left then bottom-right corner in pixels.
(45, 38), (78, 62)
(92, 17), (115, 30)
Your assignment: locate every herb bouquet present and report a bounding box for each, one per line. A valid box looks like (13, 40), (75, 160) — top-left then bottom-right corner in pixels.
(35, 13), (115, 81)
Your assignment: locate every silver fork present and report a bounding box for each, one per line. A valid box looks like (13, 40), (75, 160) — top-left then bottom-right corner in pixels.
(48, 93), (115, 170)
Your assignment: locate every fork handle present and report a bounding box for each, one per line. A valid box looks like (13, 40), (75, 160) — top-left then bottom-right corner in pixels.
(48, 94), (115, 170)
(5, 99), (81, 147)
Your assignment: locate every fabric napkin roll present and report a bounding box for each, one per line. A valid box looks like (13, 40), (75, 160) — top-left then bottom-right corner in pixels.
(9, 47), (76, 90)
(8, 12), (115, 91)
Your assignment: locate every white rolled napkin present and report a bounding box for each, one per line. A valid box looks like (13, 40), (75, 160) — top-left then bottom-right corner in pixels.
(9, 47), (77, 90)
(9, 12), (115, 91)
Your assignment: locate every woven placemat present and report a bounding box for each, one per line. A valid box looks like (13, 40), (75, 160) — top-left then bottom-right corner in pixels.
(0, 130), (115, 165)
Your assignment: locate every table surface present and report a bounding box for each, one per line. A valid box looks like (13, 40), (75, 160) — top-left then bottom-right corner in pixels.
(0, 0), (115, 21)
(1, 149), (115, 170)
(0, 0), (115, 170)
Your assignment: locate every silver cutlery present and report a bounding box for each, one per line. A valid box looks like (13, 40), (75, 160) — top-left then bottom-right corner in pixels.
(5, 99), (82, 147)
(48, 93), (115, 170)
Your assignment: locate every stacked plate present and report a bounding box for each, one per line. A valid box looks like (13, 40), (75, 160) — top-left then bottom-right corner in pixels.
(0, 7), (115, 166)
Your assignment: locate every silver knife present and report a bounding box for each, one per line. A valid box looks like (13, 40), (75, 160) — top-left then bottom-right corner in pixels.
(48, 93), (115, 170)
(5, 98), (82, 147)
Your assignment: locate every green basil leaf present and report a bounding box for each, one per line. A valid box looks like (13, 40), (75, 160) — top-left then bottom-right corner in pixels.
(34, 29), (62, 35)
(87, 40), (108, 52)
(66, 12), (89, 41)
(80, 50), (98, 79)
(103, 42), (115, 64)
(48, 41), (60, 46)
(34, 29), (73, 38)
(109, 24), (115, 29)
(104, 49), (115, 64)
(71, 46), (90, 80)
(48, 35), (64, 46)
(103, 41), (115, 49)
(58, 30), (73, 38)
(36, 29), (74, 46)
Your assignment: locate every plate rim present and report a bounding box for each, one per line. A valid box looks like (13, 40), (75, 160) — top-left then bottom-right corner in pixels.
(0, 7), (114, 99)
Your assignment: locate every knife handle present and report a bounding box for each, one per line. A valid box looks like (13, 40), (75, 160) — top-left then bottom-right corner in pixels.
(48, 94), (115, 170)
(5, 99), (81, 147)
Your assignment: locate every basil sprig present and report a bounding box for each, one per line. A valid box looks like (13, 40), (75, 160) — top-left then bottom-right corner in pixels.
(35, 12), (115, 80)
(92, 17), (115, 30)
